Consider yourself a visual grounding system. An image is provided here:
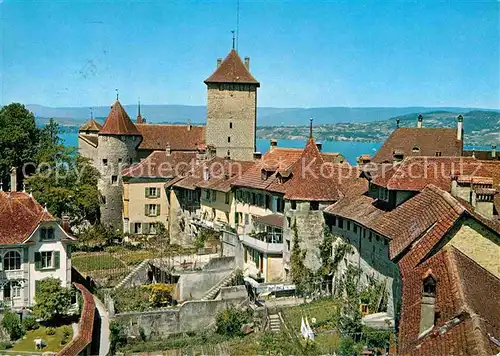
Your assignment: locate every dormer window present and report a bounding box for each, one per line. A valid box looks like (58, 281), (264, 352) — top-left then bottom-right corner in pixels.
(420, 275), (437, 335)
(435, 151), (442, 157)
(41, 227), (55, 240)
(412, 146), (420, 153)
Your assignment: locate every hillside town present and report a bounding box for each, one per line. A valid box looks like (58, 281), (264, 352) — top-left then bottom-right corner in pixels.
(0, 43), (498, 355)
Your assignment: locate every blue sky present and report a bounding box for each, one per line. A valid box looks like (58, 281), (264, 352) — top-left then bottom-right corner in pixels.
(1, 0), (499, 108)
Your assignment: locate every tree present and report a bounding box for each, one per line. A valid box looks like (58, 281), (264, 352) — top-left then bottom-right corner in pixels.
(75, 224), (122, 251)
(289, 220), (311, 295)
(33, 278), (72, 321)
(0, 103), (39, 189)
(1, 311), (24, 340)
(25, 119), (100, 224)
(215, 307), (250, 337)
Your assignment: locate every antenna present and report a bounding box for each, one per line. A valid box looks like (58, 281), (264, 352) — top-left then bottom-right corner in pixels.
(138, 98), (141, 116)
(231, 30), (235, 49)
(115, 88), (119, 101)
(236, 0), (240, 51)
(90, 107), (94, 120)
(309, 118), (313, 139)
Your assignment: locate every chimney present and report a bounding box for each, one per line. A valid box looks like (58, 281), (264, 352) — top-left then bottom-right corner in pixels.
(187, 119), (192, 131)
(217, 58), (222, 68)
(270, 139), (278, 152)
(253, 152), (262, 160)
(62, 215), (70, 233)
(417, 114), (423, 128)
(457, 115), (464, 141)
(10, 167), (17, 192)
(244, 56), (250, 70)
(165, 143), (171, 156)
(396, 119), (400, 128)
(316, 142), (323, 152)
(491, 145), (497, 158)
(203, 166), (210, 181)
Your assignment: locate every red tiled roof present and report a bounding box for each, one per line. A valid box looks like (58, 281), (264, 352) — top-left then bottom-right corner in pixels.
(204, 49), (259, 85)
(371, 157), (500, 193)
(79, 118), (102, 132)
(58, 283), (95, 356)
(122, 151), (197, 178)
(372, 127), (463, 163)
(463, 149), (500, 161)
(99, 100), (141, 136)
(253, 214), (284, 228)
(0, 192), (55, 244)
(136, 124), (205, 151)
(171, 158), (253, 192)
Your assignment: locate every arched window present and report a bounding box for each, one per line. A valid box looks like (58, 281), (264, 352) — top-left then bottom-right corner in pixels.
(4, 281), (22, 299)
(423, 276), (436, 296)
(4, 251), (21, 270)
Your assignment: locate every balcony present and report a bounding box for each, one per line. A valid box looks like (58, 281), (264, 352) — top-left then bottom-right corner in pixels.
(0, 270), (24, 280)
(241, 234), (283, 254)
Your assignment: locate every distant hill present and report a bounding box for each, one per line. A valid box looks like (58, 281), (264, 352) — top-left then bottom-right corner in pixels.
(257, 110), (500, 146)
(26, 103), (499, 127)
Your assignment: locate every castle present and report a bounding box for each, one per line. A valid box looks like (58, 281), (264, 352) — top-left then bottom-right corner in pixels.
(78, 48), (259, 229)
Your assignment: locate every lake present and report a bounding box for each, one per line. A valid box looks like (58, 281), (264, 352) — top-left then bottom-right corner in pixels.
(61, 133), (381, 164)
(61, 133), (487, 165)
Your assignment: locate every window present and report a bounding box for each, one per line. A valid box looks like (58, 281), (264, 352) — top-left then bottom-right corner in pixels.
(244, 214), (249, 225)
(347, 221), (351, 231)
(147, 187), (159, 198)
(41, 251), (53, 269)
(338, 218), (344, 229)
(423, 276), (436, 296)
(277, 198), (285, 213)
(310, 201), (319, 211)
(286, 240), (291, 251)
(118, 158), (122, 163)
(147, 204), (159, 217)
(102, 159), (108, 166)
(291, 201), (297, 210)
(225, 193), (230, 204)
(134, 223), (142, 234)
(287, 217), (291, 228)
(149, 223), (158, 235)
(353, 224), (358, 234)
(40, 227), (55, 240)
(111, 175), (118, 185)
(205, 190), (211, 200)
(369, 232), (373, 242)
(4, 251), (21, 270)
(227, 150), (230, 158)
(4, 281), (21, 299)
(412, 146), (420, 153)
(420, 276), (437, 334)
(435, 151), (442, 157)
(378, 188), (389, 201)
(227, 136), (231, 143)
(229, 122), (233, 129)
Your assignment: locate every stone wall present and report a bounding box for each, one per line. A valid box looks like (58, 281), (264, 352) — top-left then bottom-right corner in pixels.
(221, 231), (244, 269)
(175, 269), (232, 301)
(202, 256), (235, 271)
(169, 188), (200, 245)
(205, 83), (257, 162)
(283, 200), (329, 272)
(78, 135), (98, 164)
(113, 292), (248, 340)
(97, 134), (141, 229)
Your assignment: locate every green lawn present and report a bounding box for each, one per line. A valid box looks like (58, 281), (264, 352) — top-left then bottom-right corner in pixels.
(11, 325), (73, 353)
(72, 253), (124, 272)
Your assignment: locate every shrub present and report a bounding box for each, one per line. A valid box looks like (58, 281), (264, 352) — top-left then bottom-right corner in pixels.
(0, 341), (12, 350)
(1, 312), (24, 341)
(60, 325), (72, 345)
(215, 307), (250, 337)
(21, 316), (39, 331)
(109, 321), (127, 354)
(146, 284), (175, 307)
(46, 327), (56, 335)
(33, 278), (72, 320)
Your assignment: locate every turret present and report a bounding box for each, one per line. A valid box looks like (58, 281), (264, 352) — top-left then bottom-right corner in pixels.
(97, 99), (142, 229)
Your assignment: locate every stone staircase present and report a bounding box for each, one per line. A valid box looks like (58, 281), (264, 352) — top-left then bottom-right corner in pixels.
(201, 269), (237, 300)
(268, 313), (282, 333)
(114, 259), (150, 290)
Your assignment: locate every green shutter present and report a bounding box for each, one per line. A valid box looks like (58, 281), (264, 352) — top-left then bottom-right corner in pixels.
(23, 248), (29, 263)
(143, 223), (150, 235)
(35, 280), (41, 295)
(54, 251), (60, 269)
(157, 189), (161, 198)
(145, 187), (149, 198)
(40, 228), (46, 240)
(67, 245), (72, 258)
(144, 204), (149, 217)
(34, 252), (41, 270)
(157, 204), (161, 216)
(235, 212), (239, 224)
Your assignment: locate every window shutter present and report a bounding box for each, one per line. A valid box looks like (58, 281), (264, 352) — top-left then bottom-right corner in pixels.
(67, 245), (72, 258)
(235, 213), (239, 224)
(34, 252), (41, 271)
(157, 189), (161, 198)
(144, 204), (149, 217)
(145, 188), (149, 198)
(54, 251), (60, 269)
(157, 204), (161, 216)
(143, 223), (150, 235)
(23, 248), (29, 263)
(40, 228), (46, 240)
(35, 280), (41, 295)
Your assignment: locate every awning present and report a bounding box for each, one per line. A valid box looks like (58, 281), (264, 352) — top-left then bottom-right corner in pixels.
(253, 214), (284, 228)
(243, 276), (260, 288)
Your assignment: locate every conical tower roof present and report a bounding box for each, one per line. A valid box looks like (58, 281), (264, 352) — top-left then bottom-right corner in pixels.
(204, 49), (259, 86)
(79, 118), (102, 132)
(99, 100), (141, 136)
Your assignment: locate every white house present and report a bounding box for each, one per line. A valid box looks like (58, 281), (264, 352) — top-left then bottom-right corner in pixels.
(0, 190), (75, 308)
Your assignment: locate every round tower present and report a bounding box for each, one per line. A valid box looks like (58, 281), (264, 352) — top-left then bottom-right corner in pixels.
(97, 100), (142, 230)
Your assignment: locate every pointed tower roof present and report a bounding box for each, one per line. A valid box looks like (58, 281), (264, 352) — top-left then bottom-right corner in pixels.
(136, 100), (145, 124)
(99, 100), (141, 136)
(284, 137), (341, 201)
(204, 49), (259, 86)
(79, 118), (102, 132)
